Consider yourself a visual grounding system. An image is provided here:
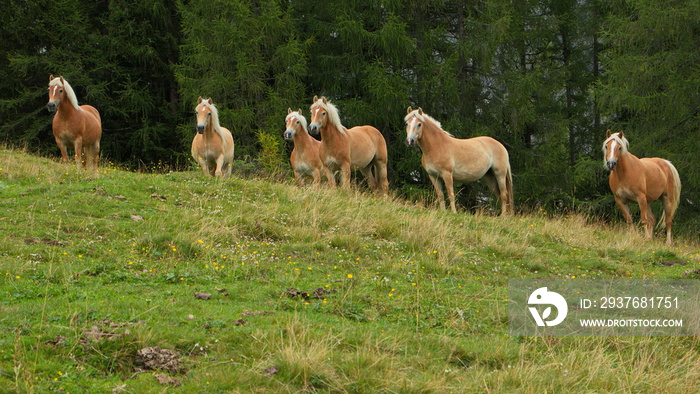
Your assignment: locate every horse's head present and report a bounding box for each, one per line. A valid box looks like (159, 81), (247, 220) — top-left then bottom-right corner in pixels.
(309, 95), (329, 135)
(404, 106), (425, 147)
(603, 130), (628, 171)
(284, 108), (307, 140)
(46, 75), (65, 113)
(195, 97), (214, 134)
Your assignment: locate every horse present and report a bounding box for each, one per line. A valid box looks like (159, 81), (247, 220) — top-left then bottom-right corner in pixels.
(309, 96), (388, 193)
(284, 108), (323, 187)
(603, 130), (681, 246)
(46, 75), (102, 174)
(404, 107), (513, 216)
(191, 97), (235, 177)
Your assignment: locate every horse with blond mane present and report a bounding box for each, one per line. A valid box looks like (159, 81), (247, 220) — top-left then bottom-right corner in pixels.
(404, 107), (513, 216)
(46, 75), (102, 174)
(309, 96), (388, 192)
(191, 97), (234, 177)
(603, 130), (681, 245)
(284, 108), (323, 187)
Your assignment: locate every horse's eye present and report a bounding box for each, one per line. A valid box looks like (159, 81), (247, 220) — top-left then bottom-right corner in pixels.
(322, 112), (326, 116)
(207, 112), (211, 116)
(296, 121), (300, 124)
(59, 89), (64, 93)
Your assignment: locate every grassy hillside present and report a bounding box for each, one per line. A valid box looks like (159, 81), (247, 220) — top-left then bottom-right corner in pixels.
(1, 148), (699, 392)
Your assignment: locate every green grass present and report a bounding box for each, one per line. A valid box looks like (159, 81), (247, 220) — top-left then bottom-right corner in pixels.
(1, 148), (699, 392)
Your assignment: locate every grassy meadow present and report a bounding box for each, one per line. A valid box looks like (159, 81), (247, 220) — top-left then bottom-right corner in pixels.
(1, 148), (699, 392)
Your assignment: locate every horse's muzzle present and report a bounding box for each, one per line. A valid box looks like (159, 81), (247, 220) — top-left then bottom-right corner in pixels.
(46, 102), (57, 113)
(309, 124), (319, 135)
(606, 160), (617, 171)
(196, 125), (205, 134)
(406, 138), (417, 147)
(283, 130), (294, 140)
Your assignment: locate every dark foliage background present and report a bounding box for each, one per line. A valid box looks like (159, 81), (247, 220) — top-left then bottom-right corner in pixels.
(1, 0), (698, 234)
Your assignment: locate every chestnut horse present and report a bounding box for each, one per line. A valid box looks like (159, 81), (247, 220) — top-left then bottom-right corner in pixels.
(309, 96), (388, 192)
(46, 75), (102, 173)
(284, 108), (323, 187)
(603, 130), (681, 245)
(191, 97), (234, 177)
(404, 107), (513, 216)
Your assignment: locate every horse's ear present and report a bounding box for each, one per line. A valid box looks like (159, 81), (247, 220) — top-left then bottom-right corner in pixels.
(59, 76), (65, 84)
(313, 95), (318, 102)
(197, 96), (203, 104)
(297, 108), (302, 115)
(49, 74), (54, 81)
(606, 129), (612, 138)
(287, 107), (292, 114)
(322, 96), (328, 104)
(418, 107), (423, 115)
(407, 106), (413, 114)
(206, 98), (212, 105)
(618, 131), (624, 139)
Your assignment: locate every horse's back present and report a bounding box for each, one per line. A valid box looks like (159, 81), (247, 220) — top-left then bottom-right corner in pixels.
(451, 136), (509, 164)
(80, 105), (101, 123)
(346, 125), (387, 165)
(348, 125), (387, 151)
(640, 157), (679, 196)
(474, 136), (508, 156)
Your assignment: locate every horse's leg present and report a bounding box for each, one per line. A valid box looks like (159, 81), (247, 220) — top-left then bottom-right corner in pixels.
(312, 168), (322, 189)
(376, 161), (389, 194)
(213, 155), (225, 177)
(441, 172), (457, 213)
(495, 172), (511, 216)
(614, 196), (633, 226)
(644, 202), (656, 233)
(83, 144), (96, 175)
(341, 162), (352, 189)
(428, 174), (446, 211)
(294, 168), (304, 187)
(636, 195), (654, 239)
(92, 141), (100, 173)
(72, 137), (84, 170)
(197, 157), (209, 176)
(323, 165), (336, 188)
(222, 158), (232, 178)
(482, 172), (503, 214)
(360, 166), (377, 191)
(662, 196), (674, 246)
(55, 137), (70, 163)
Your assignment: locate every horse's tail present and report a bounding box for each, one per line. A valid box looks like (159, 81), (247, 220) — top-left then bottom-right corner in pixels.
(505, 162), (514, 215)
(657, 160), (681, 229)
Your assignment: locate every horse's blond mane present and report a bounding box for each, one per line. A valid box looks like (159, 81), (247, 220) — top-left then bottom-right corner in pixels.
(310, 98), (347, 135)
(603, 132), (629, 155)
(404, 109), (453, 137)
(286, 111), (308, 132)
(49, 77), (80, 111)
(197, 99), (227, 141)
